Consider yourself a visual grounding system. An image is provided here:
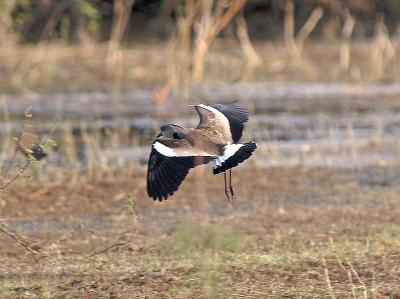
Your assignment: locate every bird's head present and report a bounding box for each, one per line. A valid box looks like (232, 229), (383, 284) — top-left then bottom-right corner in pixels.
(159, 124), (186, 139)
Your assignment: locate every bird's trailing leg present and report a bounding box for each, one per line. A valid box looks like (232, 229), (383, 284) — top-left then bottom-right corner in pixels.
(224, 171), (232, 204)
(229, 169), (235, 200)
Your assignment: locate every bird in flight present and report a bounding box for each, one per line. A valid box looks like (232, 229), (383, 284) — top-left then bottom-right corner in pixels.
(147, 101), (257, 203)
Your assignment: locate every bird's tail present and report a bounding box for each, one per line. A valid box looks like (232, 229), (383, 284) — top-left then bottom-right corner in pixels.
(212, 141), (257, 174)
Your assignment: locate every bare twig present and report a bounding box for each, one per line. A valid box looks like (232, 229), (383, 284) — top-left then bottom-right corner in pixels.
(89, 241), (129, 257)
(0, 221), (44, 260)
(0, 119), (27, 179)
(0, 109), (51, 260)
(0, 108), (35, 189)
(1, 160), (31, 191)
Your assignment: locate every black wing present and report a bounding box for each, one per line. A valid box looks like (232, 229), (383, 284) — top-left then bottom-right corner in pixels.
(146, 146), (212, 202)
(209, 101), (250, 143)
(213, 142), (257, 174)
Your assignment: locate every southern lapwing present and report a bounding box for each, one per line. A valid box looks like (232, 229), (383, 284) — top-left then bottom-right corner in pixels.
(147, 101), (257, 203)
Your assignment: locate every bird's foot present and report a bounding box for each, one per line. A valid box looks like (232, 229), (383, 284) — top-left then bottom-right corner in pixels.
(225, 189), (233, 204)
(229, 185), (235, 200)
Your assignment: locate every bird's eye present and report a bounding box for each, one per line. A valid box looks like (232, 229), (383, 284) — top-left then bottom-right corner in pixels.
(173, 133), (180, 139)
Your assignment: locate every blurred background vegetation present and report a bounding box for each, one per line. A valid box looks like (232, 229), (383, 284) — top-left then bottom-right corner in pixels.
(1, 0), (400, 93)
(3, 0), (400, 43)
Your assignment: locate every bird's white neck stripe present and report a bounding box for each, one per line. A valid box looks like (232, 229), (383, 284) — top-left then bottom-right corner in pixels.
(154, 142), (177, 157)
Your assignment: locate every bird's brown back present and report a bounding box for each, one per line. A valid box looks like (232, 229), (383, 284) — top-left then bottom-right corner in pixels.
(184, 128), (225, 156)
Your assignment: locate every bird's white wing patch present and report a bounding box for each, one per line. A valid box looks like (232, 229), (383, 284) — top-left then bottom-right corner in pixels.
(212, 157), (223, 167)
(223, 144), (244, 159)
(211, 144), (244, 169)
(154, 142), (177, 157)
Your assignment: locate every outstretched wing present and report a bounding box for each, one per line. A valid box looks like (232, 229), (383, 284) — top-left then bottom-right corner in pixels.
(195, 101), (250, 143)
(209, 101), (249, 143)
(147, 137), (213, 201)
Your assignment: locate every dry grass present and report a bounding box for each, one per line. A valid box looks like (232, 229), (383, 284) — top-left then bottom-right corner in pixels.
(0, 166), (400, 297)
(1, 38), (400, 93)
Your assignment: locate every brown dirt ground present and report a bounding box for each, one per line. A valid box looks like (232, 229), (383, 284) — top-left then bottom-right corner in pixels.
(1, 165), (400, 298)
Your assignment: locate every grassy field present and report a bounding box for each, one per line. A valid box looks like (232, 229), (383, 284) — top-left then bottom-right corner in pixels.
(2, 1), (400, 296)
(1, 35), (400, 297)
(1, 166), (400, 298)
